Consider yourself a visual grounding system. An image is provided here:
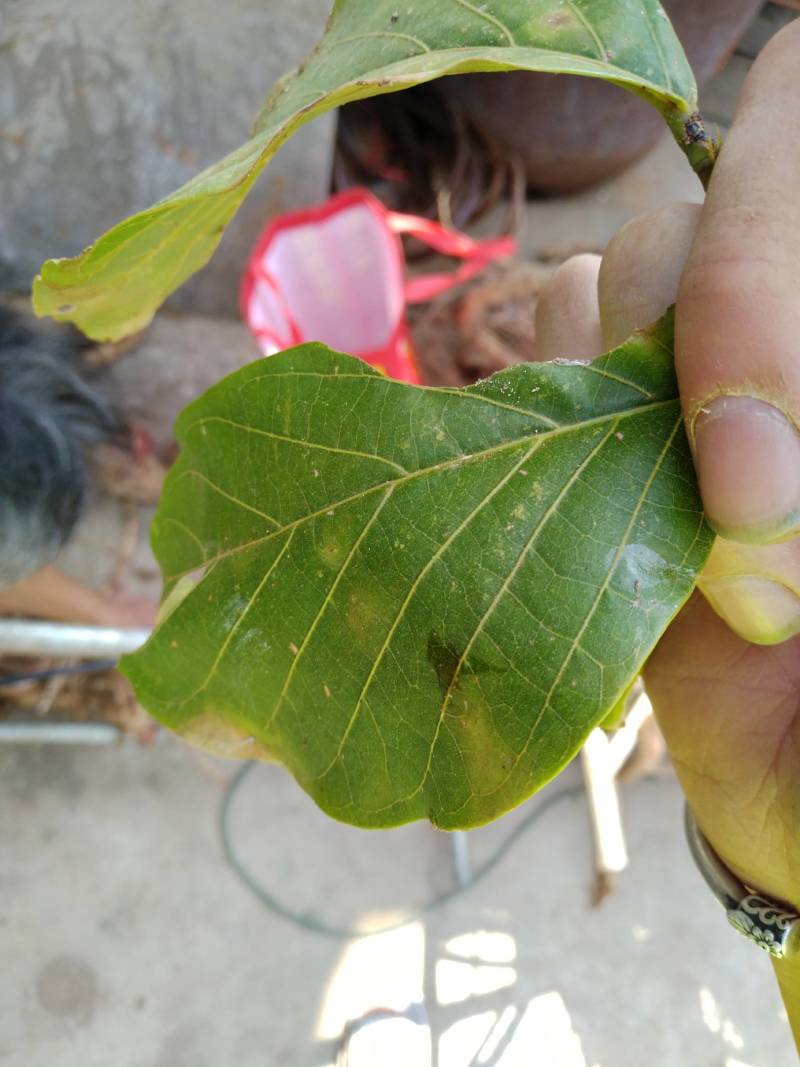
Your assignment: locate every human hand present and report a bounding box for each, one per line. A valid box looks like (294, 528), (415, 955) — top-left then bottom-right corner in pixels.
(534, 19), (800, 909)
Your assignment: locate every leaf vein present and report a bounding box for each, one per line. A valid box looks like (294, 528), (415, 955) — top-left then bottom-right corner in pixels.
(451, 0), (516, 45)
(265, 486), (395, 730)
(640, 3), (673, 94)
(164, 399), (676, 587)
(416, 422), (620, 796)
(169, 528), (296, 708)
(239, 368), (563, 426)
(175, 469), (280, 527)
(579, 364), (656, 399)
(308, 440), (541, 782)
(564, 1), (610, 61)
(160, 518), (207, 561)
(500, 413), (684, 787)
(187, 416), (409, 475)
(328, 30), (432, 53)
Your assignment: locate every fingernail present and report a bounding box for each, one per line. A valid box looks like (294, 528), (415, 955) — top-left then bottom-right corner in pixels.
(700, 576), (800, 645)
(694, 396), (800, 542)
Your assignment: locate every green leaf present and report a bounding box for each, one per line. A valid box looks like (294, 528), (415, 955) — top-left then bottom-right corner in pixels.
(121, 312), (712, 829)
(598, 676), (637, 732)
(33, 0), (696, 341)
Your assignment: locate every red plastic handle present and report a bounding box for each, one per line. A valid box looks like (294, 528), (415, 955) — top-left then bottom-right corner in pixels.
(386, 211), (516, 303)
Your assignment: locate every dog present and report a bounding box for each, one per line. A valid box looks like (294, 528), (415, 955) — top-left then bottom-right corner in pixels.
(0, 306), (120, 590)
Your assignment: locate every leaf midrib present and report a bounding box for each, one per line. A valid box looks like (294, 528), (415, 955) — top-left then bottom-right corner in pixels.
(460, 416), (684, 807)
(164, 395), (678, 587)
(314, 415), (685, 823)
(307, 420), (619, 792)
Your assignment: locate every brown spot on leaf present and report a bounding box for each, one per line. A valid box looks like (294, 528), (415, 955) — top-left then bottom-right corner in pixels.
(427, 632), (463, 698)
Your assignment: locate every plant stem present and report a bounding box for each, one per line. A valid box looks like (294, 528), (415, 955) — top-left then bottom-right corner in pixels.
(663, 106), (719, 191)
(773, 956), (800, 1054)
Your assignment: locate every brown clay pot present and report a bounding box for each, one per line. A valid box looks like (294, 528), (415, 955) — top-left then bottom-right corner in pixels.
(438, 0), (763, 194)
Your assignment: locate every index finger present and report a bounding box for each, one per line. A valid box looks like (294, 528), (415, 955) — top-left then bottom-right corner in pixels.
(676, 19), (800, 545)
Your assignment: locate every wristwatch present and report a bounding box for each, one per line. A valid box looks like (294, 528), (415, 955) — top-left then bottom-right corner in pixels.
(685, 804), (800, 959)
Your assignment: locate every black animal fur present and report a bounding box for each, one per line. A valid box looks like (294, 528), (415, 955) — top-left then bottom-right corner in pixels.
(0, 307), (119, 587)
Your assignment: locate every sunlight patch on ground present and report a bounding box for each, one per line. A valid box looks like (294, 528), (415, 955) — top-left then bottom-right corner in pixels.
(494, 991), (591, 1067)
(436, 959), (517, 1005)
(699, 986), (745, 1051)
(315, 919), (425, 1041)
(439, 1011), (499, 1067)
(339, 1013), (431, 1067)
(315, 921), (599, 1067)
(444, 929), (517, 964)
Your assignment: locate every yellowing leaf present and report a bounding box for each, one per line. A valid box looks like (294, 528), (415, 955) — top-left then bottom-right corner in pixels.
(33, 0), (697, 341)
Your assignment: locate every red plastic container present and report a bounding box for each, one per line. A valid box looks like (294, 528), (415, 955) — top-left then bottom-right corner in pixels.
(241, 188), (515, 384)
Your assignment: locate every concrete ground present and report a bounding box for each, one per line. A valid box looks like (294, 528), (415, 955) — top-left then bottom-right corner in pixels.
(4, 8), (800, 1064)
(1, 739), (794, 1066)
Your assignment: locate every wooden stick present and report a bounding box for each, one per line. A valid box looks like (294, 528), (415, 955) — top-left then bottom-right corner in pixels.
(582, 728), (628, 904)
(605, 691), (653, 777)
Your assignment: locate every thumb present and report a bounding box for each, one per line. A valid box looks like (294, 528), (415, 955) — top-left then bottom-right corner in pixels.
(676, 20), (800, 545)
